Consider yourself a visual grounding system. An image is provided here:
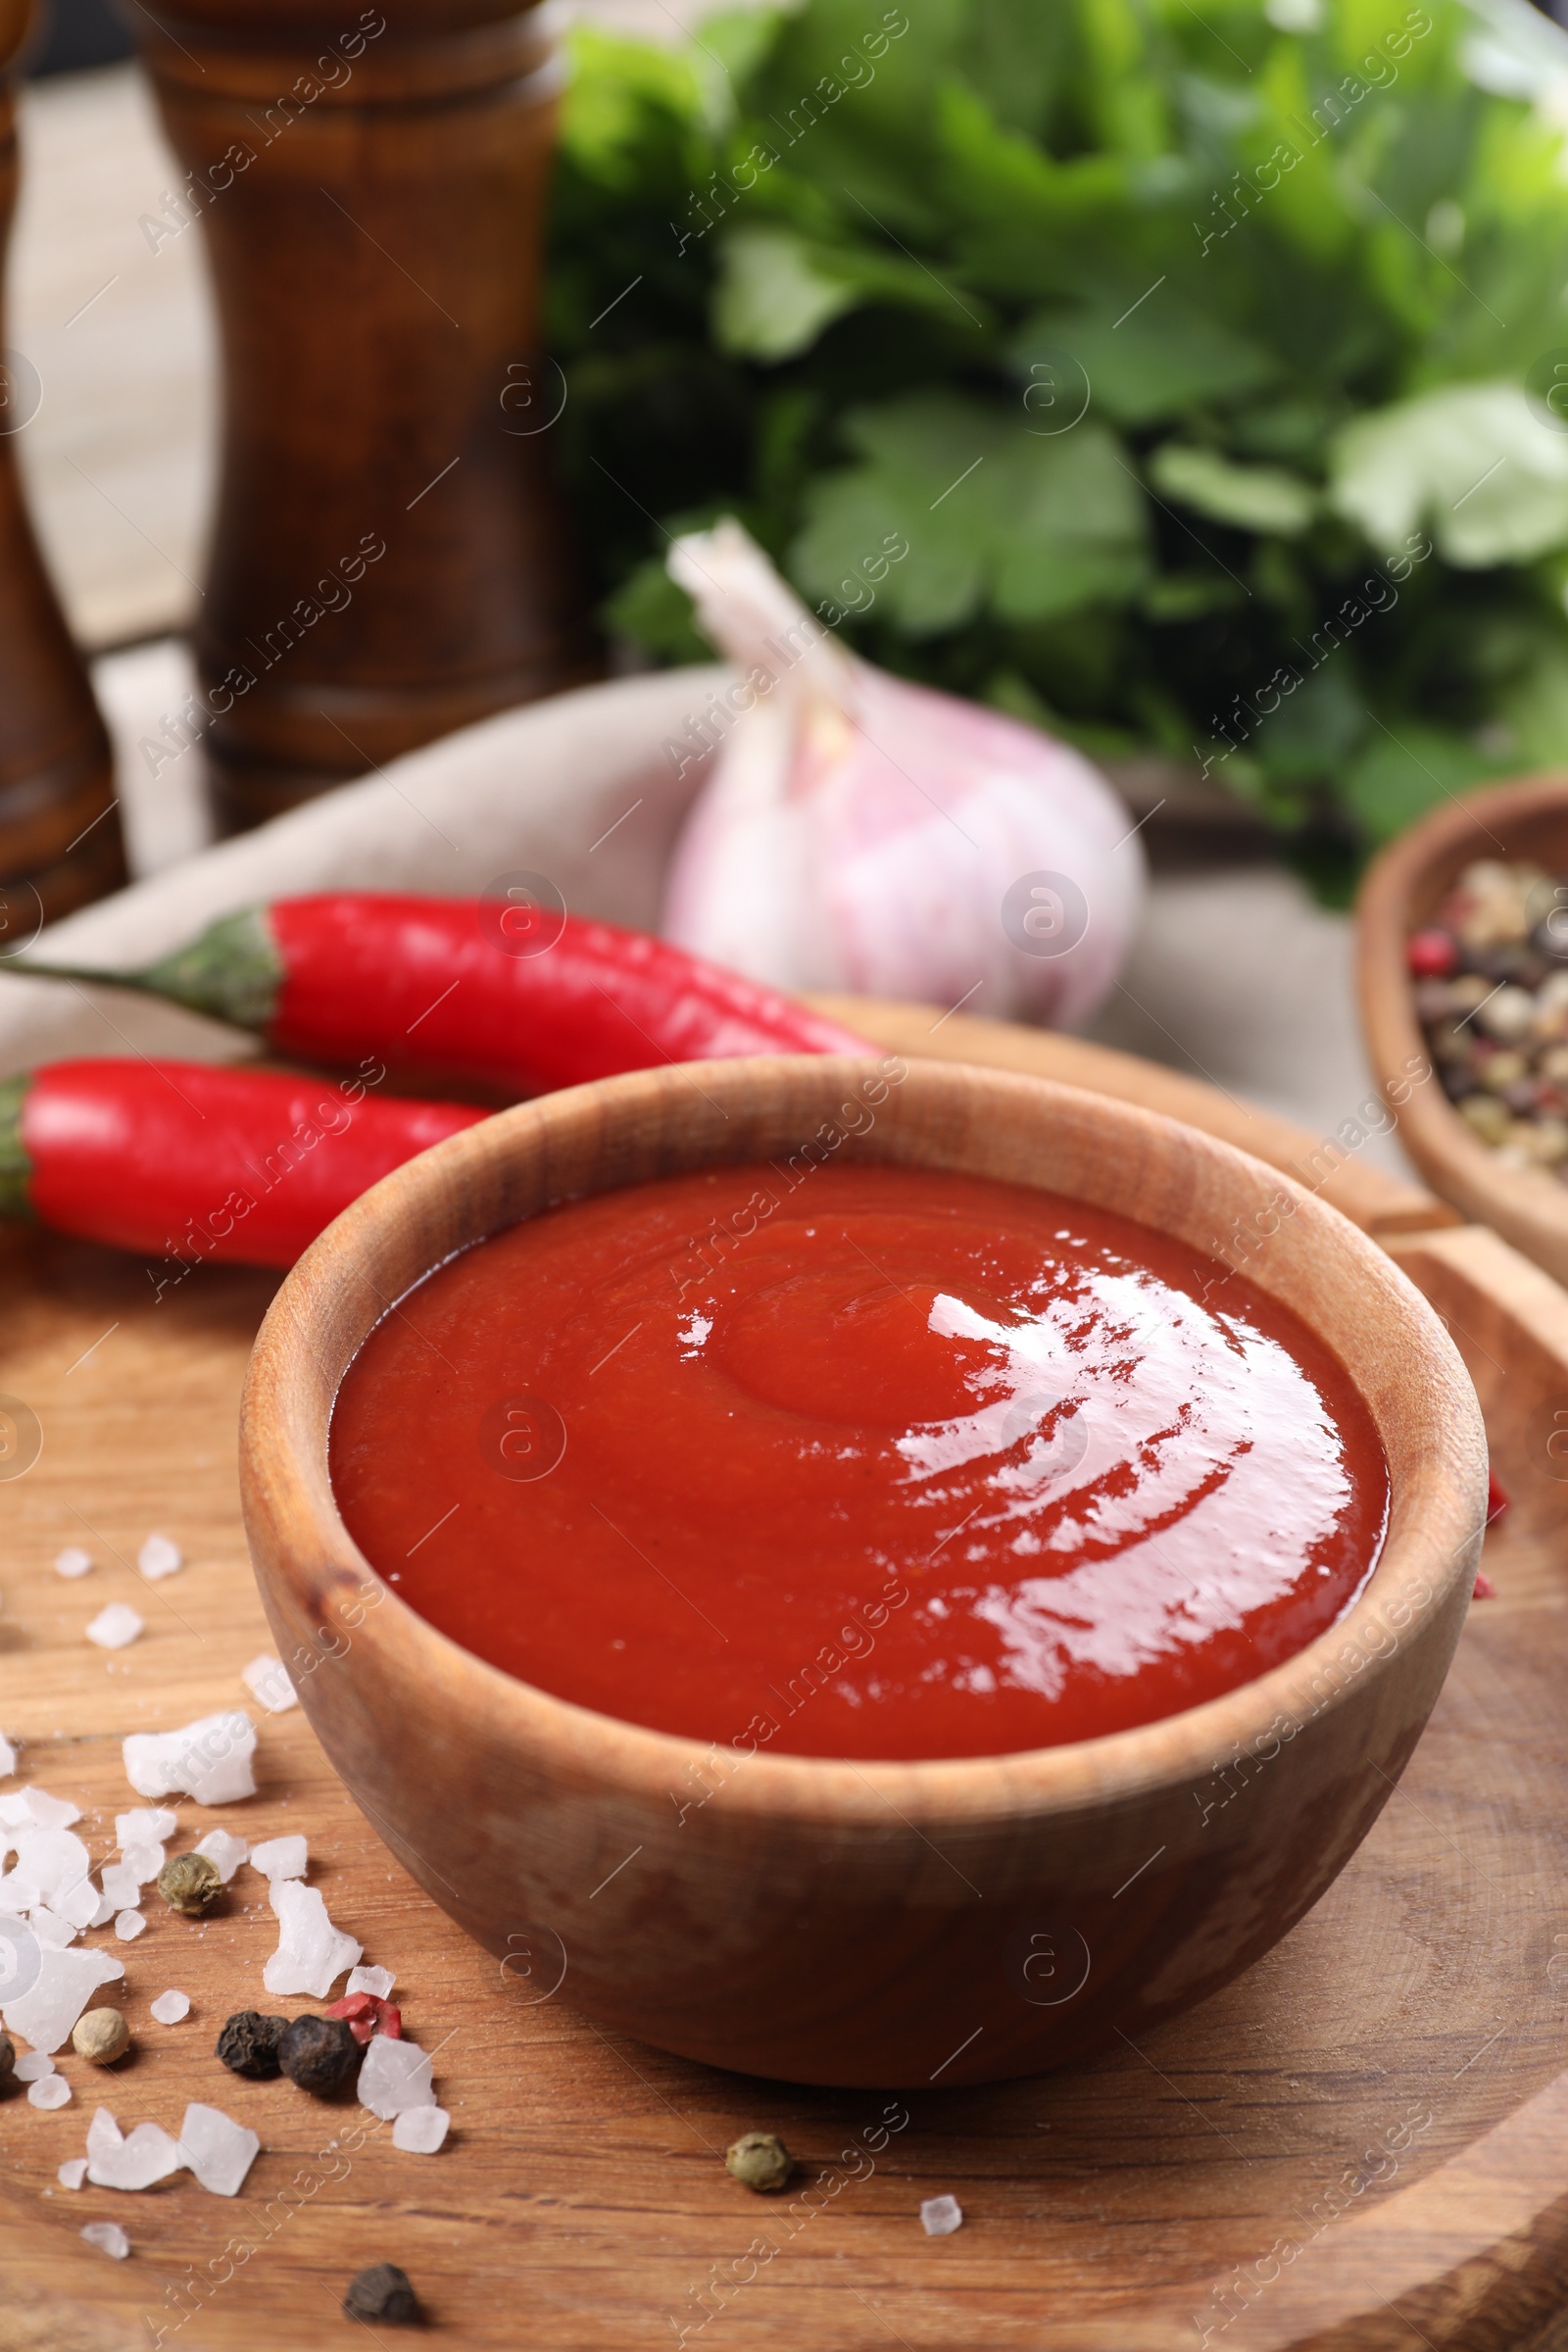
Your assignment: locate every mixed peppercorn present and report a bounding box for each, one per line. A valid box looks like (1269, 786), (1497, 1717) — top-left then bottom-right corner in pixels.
(216, 1991), (403, 2094)
(1410, 858), (1568, 1178)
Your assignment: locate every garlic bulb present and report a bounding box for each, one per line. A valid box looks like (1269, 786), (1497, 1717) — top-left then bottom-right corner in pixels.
(661, 521), (1144, 1029)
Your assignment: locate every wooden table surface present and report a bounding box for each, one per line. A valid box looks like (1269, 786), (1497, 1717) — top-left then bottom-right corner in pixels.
(0, 1010), (1565, 2351)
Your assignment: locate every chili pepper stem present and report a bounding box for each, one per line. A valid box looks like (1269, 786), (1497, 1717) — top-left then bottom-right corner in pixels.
(12, 906), (283, 1033)
(7, 960), (149, 990)
(0, 1075), (33, 1223)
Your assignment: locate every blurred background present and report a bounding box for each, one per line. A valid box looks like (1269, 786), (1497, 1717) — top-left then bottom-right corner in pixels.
(15, 0), (1568, 1165)
(9, 0), (714, 684)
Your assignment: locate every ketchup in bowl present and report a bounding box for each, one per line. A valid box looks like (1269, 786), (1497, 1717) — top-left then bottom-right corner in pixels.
(329, 1163), (1388, 1761)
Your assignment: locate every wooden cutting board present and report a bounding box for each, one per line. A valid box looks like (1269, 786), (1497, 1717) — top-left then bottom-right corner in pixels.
(2, 1005), (1566, 2352)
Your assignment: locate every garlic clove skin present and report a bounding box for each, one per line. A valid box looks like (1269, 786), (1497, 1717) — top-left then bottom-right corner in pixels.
(661, 521), (1144, 1029)
(662, 687), (813, 995)
(668, 518), (856, 711)
(809, 666), (1144, 1028)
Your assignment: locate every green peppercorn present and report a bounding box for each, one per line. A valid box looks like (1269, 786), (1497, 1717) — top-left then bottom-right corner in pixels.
(157, 1851), (221, 1918)
(725, 2131), (792, 2192)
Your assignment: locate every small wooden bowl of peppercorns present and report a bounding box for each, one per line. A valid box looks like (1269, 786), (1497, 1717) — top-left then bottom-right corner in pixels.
(1359, 771), (1568, 1287)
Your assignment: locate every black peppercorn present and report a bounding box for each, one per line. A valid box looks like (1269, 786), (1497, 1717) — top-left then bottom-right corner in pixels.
(215, 2011), (289, 2080)
(343, 2263), (420, 2325)
(278, 2012), (360, 2095)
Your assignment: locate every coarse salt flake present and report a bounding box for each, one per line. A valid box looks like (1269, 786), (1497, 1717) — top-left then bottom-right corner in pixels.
(194, 1830), (247, 1884)
(116, 1809), (176, 1851)
(346, 1965), (395, 2000)
(98, 1864), (141, 1912)
(57, 2157), (86, 2189)
(357, 2034), (432, 2120)
(241, 1654), (298, 1713)
(150, 1990), (190, 2025)
(54, 1547), (92, 1580)
(392, 2104), (449, 2154)
(86, 1604), (144, 1652)
(54, 1877), (102, 1933)
(122, 1711), (256, 1805)
(87, 2118), (183, 2192)
(14, 1789), (81, 1833)
(137, 1534), (182, 1581)
(262, 1880), (361, 2000)
(920, 2195), (963, 2236)
(80, 2220), (129, 2258)
(114, 1911), (146, 1942)
(176, 2102), (259, 2197)
(249, 1835), (307, 1882)
(0, 1732), (15, 1777)
(3, 1947), (124, 2054)
(120, 1843), (164, 1886)
(10, 1829), (90, 1909)
(28, 2072), (72, 2109)
(28, 1905), (78, 1950)
(13, 2050), (54, 2082)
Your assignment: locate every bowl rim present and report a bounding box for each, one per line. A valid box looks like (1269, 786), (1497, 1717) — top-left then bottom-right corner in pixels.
(1357, 769), (1568, 1234)
(240, 1055), (1486, 1826)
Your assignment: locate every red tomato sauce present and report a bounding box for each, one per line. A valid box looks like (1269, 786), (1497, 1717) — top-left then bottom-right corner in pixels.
(329, 1163), (1388, 1761)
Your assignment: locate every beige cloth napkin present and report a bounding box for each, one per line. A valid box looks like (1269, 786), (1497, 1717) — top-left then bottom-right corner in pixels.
(5, 659), (1406, 1183)
(0, 667), (725, 1079)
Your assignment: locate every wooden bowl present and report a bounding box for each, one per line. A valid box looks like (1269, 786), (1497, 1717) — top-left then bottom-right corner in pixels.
(238, 1057), (1486, 2088)
(1358, 772), (1568, 1286)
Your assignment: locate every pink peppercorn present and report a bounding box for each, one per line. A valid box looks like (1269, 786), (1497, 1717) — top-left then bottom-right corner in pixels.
(324, 1991), (403, 2046)
(1407, 929), (1458, 979)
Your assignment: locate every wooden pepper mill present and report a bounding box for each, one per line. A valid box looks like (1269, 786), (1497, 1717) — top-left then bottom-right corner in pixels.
(0, 0), (124, 917)
(135, 0), (596, 837)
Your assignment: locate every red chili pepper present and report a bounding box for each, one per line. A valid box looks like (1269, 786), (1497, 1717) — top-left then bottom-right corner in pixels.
(1486, 1470), (1509, 1526)
(325, 1990), (402, 2043)
(19, 897), (877, 1097)
(1472, 1571), (1497, 1599)
(1406, 929), (1458, 979)
(0, 1059), (484, 1269)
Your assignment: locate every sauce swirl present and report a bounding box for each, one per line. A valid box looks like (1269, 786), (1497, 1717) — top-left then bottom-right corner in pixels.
(329, 1163), (1387, 1759)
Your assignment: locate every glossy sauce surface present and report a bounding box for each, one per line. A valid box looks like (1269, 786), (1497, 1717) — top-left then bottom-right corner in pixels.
(329, 1164), (1388, 1759)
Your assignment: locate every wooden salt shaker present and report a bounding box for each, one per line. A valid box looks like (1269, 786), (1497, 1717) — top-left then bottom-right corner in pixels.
(0, 0), (124, 918)
(135, 0), (596, 837)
